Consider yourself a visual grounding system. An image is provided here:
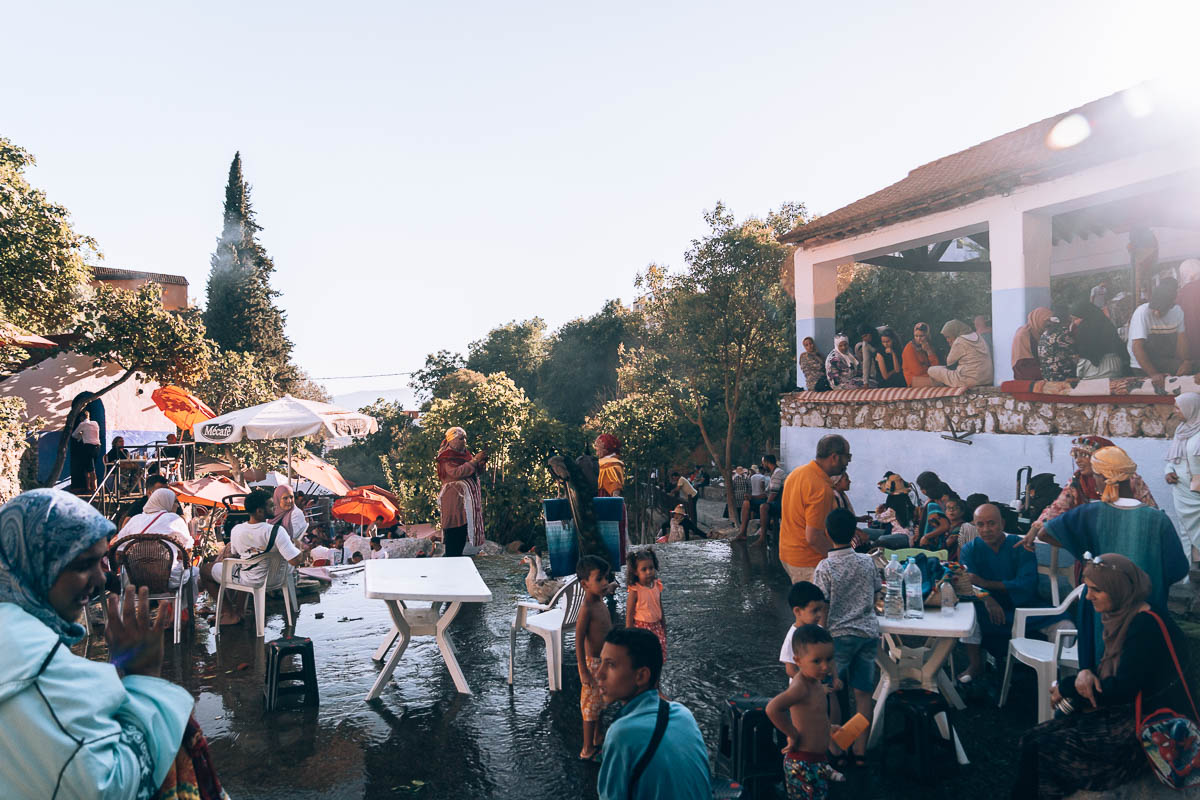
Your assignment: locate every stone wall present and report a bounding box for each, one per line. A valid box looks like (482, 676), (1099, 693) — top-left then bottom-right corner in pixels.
(780, 388), (1180, 439)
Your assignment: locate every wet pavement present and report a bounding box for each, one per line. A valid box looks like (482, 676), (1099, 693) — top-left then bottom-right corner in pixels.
(81, 541), (1042, 799)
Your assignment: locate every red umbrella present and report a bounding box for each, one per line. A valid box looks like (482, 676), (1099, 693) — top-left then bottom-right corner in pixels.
(332, 488), (398, 527)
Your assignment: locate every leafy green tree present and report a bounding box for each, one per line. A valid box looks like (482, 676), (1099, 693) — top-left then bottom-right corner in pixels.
(330, 400), (415, 487)
(203, 152), (292, 376)
(0, 138), (96, 333)
(537, 300), (641, 425)
(465, 318), (547, 398)
(188, 349), (281, 482)
(410, 349), (465, 403)
(630, 202), (802, 521)
(44, 284), (212, 485)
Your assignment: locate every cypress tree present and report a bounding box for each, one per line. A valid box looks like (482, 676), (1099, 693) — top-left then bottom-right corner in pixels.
(204, 152), (293, 375)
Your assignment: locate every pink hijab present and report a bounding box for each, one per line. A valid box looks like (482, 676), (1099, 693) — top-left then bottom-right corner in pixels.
(271, 485), (296, 534)
(1012, 307), (1053, 366)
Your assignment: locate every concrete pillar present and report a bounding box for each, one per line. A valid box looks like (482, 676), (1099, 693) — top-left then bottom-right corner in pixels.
(793, 251), (838, 388)
(988, 211), (1053, 384)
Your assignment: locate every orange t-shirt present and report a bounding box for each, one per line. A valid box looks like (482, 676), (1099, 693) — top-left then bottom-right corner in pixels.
(779, 461), (835, 568)
(629, 579), (663, 623)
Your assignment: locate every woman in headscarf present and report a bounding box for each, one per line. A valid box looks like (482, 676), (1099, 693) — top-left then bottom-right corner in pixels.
(798, 336), (829, 392)
(1011, 554), (1193, 798)
(1035, 445), (1189, 688)
(271, 484), (308, 542)
(1070, 298), (1129, 379)
(436, 427), (487, 557)
(1164, 392), (1200, 565)
(1011, 307), (1053, 380)
(594, 434), (625, 498)
(927, 319), (994, 387)
(901, 322), (940, 386)
(114, 486), (198, 599)
(824, 334), (862, 389)
(1021, 435), (1156, 550)
(0, 489), (227, 799)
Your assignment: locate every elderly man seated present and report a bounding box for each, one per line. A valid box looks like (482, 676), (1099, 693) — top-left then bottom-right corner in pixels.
(957, 503), (1061, 683)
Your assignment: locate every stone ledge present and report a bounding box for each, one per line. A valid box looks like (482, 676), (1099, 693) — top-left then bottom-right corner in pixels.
(781, 390), (1179, 439)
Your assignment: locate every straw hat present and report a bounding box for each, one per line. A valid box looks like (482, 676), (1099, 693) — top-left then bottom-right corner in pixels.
(672, 504), (687, 516)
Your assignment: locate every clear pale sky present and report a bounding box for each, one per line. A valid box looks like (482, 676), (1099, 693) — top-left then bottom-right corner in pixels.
(5, 1), (1192, 405)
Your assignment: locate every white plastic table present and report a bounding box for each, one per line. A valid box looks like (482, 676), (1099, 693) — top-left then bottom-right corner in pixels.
(869, 603), (976, 763)
(363, 558), (493, 701)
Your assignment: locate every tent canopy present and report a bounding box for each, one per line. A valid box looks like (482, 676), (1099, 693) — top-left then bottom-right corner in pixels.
(191, 395), (378, 443)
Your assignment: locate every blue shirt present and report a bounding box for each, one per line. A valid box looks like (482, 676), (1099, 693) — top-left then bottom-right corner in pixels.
(959, 533), (1039, 610)
(597, 689), (712, 800)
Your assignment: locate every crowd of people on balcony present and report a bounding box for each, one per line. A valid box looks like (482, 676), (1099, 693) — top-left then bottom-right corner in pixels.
(801, 259), (1200, 393)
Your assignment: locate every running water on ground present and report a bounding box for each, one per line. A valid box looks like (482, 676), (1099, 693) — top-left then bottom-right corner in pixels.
(80, 541), (1038, 798)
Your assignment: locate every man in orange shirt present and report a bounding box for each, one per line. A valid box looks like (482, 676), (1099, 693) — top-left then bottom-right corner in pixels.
(779, 434), (851, 582)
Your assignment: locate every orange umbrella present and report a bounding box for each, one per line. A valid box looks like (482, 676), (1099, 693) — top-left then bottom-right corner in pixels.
(332, 488), (398, 526)
(152, 385), (216, 431)
(354, 484), (402, 508)
(170, 476), (250, 508)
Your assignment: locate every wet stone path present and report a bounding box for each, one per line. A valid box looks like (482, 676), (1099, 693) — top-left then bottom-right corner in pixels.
(81, 541), (1038, 798)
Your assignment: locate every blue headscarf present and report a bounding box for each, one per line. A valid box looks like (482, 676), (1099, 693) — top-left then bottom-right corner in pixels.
(0, 489), (114, 644)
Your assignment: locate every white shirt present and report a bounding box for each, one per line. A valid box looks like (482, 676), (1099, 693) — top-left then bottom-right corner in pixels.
(72, 419), (100, 445)
(676, 477), (697, 499)
(370, 548), (389, 559)
(229, 520), (300, 584)
(286, 507), (308, 541)
(1127, 302), (1185, 369)
(750, 473), (769, 497)
(116, 511), (193, 550)
(779, 625), (798, 666)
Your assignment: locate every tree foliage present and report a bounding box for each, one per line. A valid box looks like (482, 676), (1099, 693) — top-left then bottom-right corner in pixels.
(44, 283), (213, 485)
(409, 349), (465, 403)
(330, 400), (415, 488)
(537, 300), (641, 425)
(203, 152), (293, 380)
(465, 318), (546, 397)
(0, 138), (96, 333)
(629, 202), (802, 516)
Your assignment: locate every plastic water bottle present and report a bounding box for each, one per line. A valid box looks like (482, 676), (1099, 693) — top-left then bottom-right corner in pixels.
(883, 555), (904, 619)
(940, 581), (956, 616)
(903, 558), (925, 619)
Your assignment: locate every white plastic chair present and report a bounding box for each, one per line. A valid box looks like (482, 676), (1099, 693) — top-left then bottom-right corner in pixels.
(1035, 542), (1077, 606)
(215, 550), (298, 638)
(998, 583), (1084, 723)
(508, 576), (583, 691)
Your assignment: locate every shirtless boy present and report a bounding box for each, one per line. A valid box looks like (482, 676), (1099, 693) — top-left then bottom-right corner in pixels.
(766, 624), (840, 799)
(575, 554), (613, 761)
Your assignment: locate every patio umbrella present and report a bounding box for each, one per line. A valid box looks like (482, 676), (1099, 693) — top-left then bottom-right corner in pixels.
(170, 475), (250, 508)
(353, 484), (401, 509)
(151, 385), (216, 431)
(248, 471), (290, 488)
(290, 453), (354, 495)
(332, 488), (398, 531)
(0, 324), (56, 349)
(190, 395), (378, 488)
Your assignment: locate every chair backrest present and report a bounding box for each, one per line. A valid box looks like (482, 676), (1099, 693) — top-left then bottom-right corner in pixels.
(553, 577), (584, 629)
(114, 535), (180, 594)
(260, 549), (290, 591)
(1035, 542), (1077, 605)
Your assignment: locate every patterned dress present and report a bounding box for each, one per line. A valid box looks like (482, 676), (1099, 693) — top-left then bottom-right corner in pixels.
(1038, 318), (1078, 381)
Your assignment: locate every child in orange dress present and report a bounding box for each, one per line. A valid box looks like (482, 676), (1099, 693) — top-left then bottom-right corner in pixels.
(625, 549), (666, 662)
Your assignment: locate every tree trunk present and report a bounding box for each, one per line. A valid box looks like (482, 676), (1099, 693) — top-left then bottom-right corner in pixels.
(224, 445), (244, 484)
(42, 367), (140, 487)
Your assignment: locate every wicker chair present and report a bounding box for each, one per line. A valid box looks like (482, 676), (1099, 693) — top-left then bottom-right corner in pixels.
(110, 534), (192, 645)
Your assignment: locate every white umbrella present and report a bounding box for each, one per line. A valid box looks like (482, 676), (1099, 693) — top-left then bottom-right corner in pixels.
(192, 395), (378, 487)
(248, 471), (291, 488)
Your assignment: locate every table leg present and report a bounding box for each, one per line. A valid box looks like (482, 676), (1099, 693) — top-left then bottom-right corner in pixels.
(933, 711), (970, 765)
(435, 601), (470, 694)
(366, 601), (412, 701)
(373, 627), (400, 662)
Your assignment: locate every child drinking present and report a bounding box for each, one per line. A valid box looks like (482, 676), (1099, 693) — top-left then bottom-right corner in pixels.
(575, 554), (613, 761)
(767, 624), (840, 799)
(625, 549), (667, 662)
(779, 581), (827, 679)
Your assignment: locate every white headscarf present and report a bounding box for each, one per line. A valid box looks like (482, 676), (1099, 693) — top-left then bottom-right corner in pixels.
(1180, 258), (1200, 288)
(827, 334), (859, 369)
(1167, 392), (1200, 464)
(144, 487), (178, 515)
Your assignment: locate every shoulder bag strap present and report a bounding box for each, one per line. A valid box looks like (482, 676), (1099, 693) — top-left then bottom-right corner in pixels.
(138, 512), (166, 535)
(628, 698), (670, 799)
(265, 521), (283, 554)
(1139, 611), (1199, 722)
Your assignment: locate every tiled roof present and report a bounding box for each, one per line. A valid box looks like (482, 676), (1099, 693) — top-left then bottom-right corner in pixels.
(91, 266), (189, 286)
(782, 86), (1193, 247)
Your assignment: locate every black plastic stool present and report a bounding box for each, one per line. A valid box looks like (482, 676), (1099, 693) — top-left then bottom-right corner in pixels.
(716, 694), (785, 797)
(264, 635), (319, 710)
(881, 688), (957, 782)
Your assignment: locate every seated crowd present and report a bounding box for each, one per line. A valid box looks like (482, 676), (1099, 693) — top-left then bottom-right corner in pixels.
(770, 432), (1194, 799)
